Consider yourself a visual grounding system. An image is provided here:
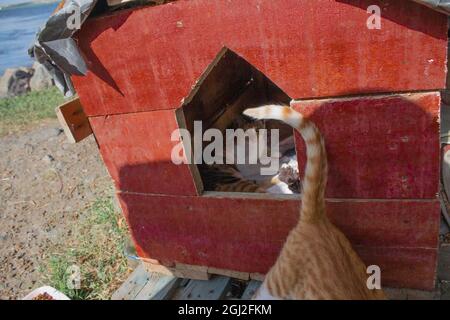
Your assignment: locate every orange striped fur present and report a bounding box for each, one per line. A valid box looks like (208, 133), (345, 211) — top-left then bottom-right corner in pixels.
(244, 105), (386, 300)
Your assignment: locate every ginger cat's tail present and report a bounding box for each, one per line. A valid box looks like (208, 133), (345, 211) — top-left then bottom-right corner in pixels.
(243, 105), (327, 223)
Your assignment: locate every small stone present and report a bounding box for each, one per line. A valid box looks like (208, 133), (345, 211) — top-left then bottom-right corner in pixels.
(0, 67), (33, 98)
(42, 155), (55, 164)
(29, 62), (54, 91)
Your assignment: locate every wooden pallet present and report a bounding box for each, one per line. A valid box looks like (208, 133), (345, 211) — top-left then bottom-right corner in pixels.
(112, 263), (261, 300)
(112, 263), (444, 300)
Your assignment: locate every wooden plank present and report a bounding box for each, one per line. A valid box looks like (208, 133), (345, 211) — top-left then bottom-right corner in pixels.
(119, 192), (440, 261)
(174, 263), (210, 280)
(118, 192), (439, 290)
(72, 0), (447, 117)
(111, 264), (149, 300)
(175, 276), (232, 300)
(207, 267), (249, 281)
(174, 108), (204, 194)
(292, 92), (440, 199)
(241, 280), (262, 300)
(134, 272), (181, 300)
(142, 260), (211, 280)
(55, 97), (92, 143)
(250, 273), (265, 282)
(142, 260), (176, 276)
(89, 110), (199, 196)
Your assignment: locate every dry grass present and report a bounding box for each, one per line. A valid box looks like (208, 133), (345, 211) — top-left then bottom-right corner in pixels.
(41, 195), (131, 300)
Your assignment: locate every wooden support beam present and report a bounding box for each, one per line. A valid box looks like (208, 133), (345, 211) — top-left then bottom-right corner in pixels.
(135, 273), (180, 300)
(175, 276), (232, 300)
(142, 260), (211, 280)
(250, 273), (265, 282)
(208, 267), (249, 281)
(241, 280), (262, 300)
(55, 97), (92, 143)
(111, 264), (149, 300)
(174, 263), (210, 280)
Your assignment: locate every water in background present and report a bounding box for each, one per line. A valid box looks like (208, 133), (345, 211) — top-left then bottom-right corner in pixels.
(0, 1), (58, 75)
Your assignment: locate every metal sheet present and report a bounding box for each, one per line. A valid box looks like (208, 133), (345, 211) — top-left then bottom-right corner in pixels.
(30, 0), (98, 97)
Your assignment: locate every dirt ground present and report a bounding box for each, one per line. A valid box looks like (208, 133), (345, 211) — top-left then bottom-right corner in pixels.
(0, 120), (113, 299)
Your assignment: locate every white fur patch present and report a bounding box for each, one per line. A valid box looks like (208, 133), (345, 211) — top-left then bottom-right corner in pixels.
(243, 105), (304, 131)
(266, 181), (293, 194)
(252, 282), (282, 300)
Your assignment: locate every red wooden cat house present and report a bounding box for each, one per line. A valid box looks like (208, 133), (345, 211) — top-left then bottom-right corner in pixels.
(70, 0), (447, 290)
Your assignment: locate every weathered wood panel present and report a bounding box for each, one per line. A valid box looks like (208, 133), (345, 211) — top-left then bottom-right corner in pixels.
(241, 280), (262, 300)
(175, 276), (232, 300)
(356, 246), (437, 291)
(111, 264), (149, 300)
(72, 0), (447, 116)
(292, 92), (440, 199)
(89, 110), (199, 196)
(134, 273), (180, 300)
(117, 192), (439, 290)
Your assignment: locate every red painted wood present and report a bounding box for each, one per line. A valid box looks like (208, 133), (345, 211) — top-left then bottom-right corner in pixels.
(89, 110), (199, 196)
(72, 0), (447, 116)
(292, 92), (440, 199)
(117, 193), (439, 290)
(355, 246), (437, 290)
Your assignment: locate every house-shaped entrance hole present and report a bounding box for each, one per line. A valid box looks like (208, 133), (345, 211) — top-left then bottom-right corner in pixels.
(176, 48), (298, 195)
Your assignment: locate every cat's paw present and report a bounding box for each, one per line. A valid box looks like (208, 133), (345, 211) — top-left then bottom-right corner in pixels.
(278, 163), (299, 184)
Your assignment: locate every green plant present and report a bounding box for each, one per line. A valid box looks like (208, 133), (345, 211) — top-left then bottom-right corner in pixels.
(42, 196), (130, 300)
(0, 88), (65, 136)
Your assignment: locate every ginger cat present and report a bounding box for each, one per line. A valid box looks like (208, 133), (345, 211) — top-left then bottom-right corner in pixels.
(243, 105), (386, 300)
